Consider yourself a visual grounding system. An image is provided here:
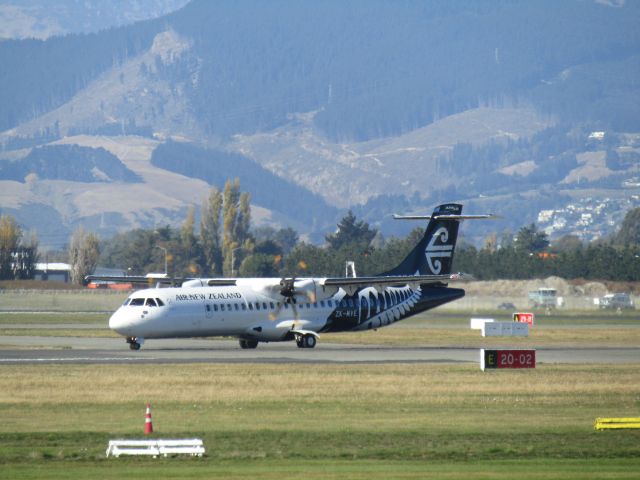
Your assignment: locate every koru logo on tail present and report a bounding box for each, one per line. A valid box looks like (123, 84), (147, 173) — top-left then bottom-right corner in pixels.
(425, 227), (452, 274)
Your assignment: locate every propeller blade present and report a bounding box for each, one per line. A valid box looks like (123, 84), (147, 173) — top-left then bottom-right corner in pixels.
(269, 301), (284, 321)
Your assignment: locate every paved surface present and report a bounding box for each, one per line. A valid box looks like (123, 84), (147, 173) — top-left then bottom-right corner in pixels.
(0, 335), (638, 365)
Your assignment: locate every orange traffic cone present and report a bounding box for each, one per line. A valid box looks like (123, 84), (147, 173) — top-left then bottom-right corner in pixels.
(144, 403), (153, 435)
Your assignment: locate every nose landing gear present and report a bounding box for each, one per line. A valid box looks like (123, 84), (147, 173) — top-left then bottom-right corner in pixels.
(126, 337), (143, 350)
(239, 339), (259, 349)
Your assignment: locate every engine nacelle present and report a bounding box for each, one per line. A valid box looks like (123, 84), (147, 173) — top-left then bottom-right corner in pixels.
(293, 278), (338, 302)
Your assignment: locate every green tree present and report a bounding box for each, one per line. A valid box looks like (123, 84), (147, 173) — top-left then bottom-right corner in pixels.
(325, 211), (377, 251)
(273, 227), (299, 255)
(178, 206), (202, 276)
(221, 179), (254, 275)
(552, 234), (583, 253)
(68, 226), (100, 284)
(615, 208), (640, 246)
(13, 230), (39, 279)
(0, 214), (22, 279)
(222, 179), (241, 275)
(514, 223), (549, 253)
(200, 187), (223, 275)
(239, 253), (280, 277)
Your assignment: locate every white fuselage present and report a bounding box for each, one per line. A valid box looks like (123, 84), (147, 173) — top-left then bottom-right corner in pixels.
(109, 278), (342, 342)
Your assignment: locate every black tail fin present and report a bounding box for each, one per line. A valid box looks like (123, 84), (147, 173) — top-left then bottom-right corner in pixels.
(379, 203), (463, 276)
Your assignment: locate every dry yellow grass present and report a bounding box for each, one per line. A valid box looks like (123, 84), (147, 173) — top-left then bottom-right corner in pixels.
(322, 327), (640, 347)
(1, 363), (638, 435)
(1, 363), (638, 406)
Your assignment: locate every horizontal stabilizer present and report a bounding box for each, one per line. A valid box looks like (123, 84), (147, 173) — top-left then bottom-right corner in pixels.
(392, 213), (500, 221)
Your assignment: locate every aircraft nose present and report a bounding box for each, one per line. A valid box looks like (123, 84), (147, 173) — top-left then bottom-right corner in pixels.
(109, 309), (132, 335)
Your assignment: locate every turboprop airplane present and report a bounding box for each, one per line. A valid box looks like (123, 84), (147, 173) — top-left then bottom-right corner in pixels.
(87, 203), (494, 350)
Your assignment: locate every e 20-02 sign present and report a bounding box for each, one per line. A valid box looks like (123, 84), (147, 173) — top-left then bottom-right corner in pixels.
(481, 349), (536, 371)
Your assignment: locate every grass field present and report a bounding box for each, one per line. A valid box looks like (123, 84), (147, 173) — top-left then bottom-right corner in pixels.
(1, 310), (639, 347)
(1, 363), (639, 479)
(1, 298), (639, 478)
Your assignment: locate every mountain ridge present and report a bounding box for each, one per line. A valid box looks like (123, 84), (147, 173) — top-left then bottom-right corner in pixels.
(1, 0), (639, 248)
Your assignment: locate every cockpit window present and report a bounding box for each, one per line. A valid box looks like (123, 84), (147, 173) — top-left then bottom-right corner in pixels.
(145, 298), (157, 307)
(156, 298), (165, 307)
(122, 299), (131, 306)
(129, 298), (145, 306)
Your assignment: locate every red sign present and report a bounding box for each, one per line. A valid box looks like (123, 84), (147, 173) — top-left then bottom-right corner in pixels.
(513, 312), (534, 326)
(482, 349), (536, 370)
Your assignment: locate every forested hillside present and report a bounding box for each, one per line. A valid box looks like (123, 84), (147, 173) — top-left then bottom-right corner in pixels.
(150, 141), (337, 225)
(0, 0), (189, 39)
(1, 0), (639, 248)
(2, 0), (639, 141)
(0, 144), (140, 183)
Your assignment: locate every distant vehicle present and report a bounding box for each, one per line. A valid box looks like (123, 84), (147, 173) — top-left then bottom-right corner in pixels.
(497, 302), (516, 310)
(599, 293), (634, 310)
(528, 288), (558, 309)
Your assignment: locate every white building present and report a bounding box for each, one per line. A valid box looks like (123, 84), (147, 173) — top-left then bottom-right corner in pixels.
(34, 263), (71, 283)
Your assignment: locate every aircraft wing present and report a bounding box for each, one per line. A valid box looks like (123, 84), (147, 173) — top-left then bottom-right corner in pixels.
(84, 275), (174, 285)
(320, 273), (465, 290)
(84, 275), (237, 287)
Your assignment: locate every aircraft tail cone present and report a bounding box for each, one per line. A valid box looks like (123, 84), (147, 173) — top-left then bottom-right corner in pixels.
(144, 403), (153, 435)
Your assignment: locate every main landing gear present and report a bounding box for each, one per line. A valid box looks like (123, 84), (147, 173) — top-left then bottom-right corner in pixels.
(126, 337), (143, 350)
(296, 334), (317, 349)
(239, 339), (259, 349)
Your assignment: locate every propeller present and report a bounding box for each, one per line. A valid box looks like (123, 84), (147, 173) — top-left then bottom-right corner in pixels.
(279, 277), (297, 304)
(269, 277), (316, 322)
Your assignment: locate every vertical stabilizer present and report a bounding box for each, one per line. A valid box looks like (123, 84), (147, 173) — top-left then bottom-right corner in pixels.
(379, 204), (463, 276)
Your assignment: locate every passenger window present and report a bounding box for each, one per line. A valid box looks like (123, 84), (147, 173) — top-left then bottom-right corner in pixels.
(263, 302), (268, 310)
(320, 300), (325, 307)
(248, 303), (253, 311)
(221, 304), (225, 311)
(156, 298), (165, 307)
(299, 303), (304, 309)
(270, 302), (275, 309)
(284, 303), (289, 309)
(313, 302), (318, 308)
(228, 303), (232, 311)
(235, 304), (239, 311)
(241, 304), (246, 311)
(206, 305), (211, 312)
(146, 298), (157, 307)
(214, 305), (219, 311)
(255, 303), (261, 310)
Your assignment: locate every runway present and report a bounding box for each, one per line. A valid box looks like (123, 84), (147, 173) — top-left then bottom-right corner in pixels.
(0, 335), (638, 365)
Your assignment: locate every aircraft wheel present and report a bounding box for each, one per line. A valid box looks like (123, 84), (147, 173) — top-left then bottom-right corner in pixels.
(239, 339), (258, 349)
(129, 342), (141, 351)
(303, 335), (317, 349)
(296, 337), (305, 348)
